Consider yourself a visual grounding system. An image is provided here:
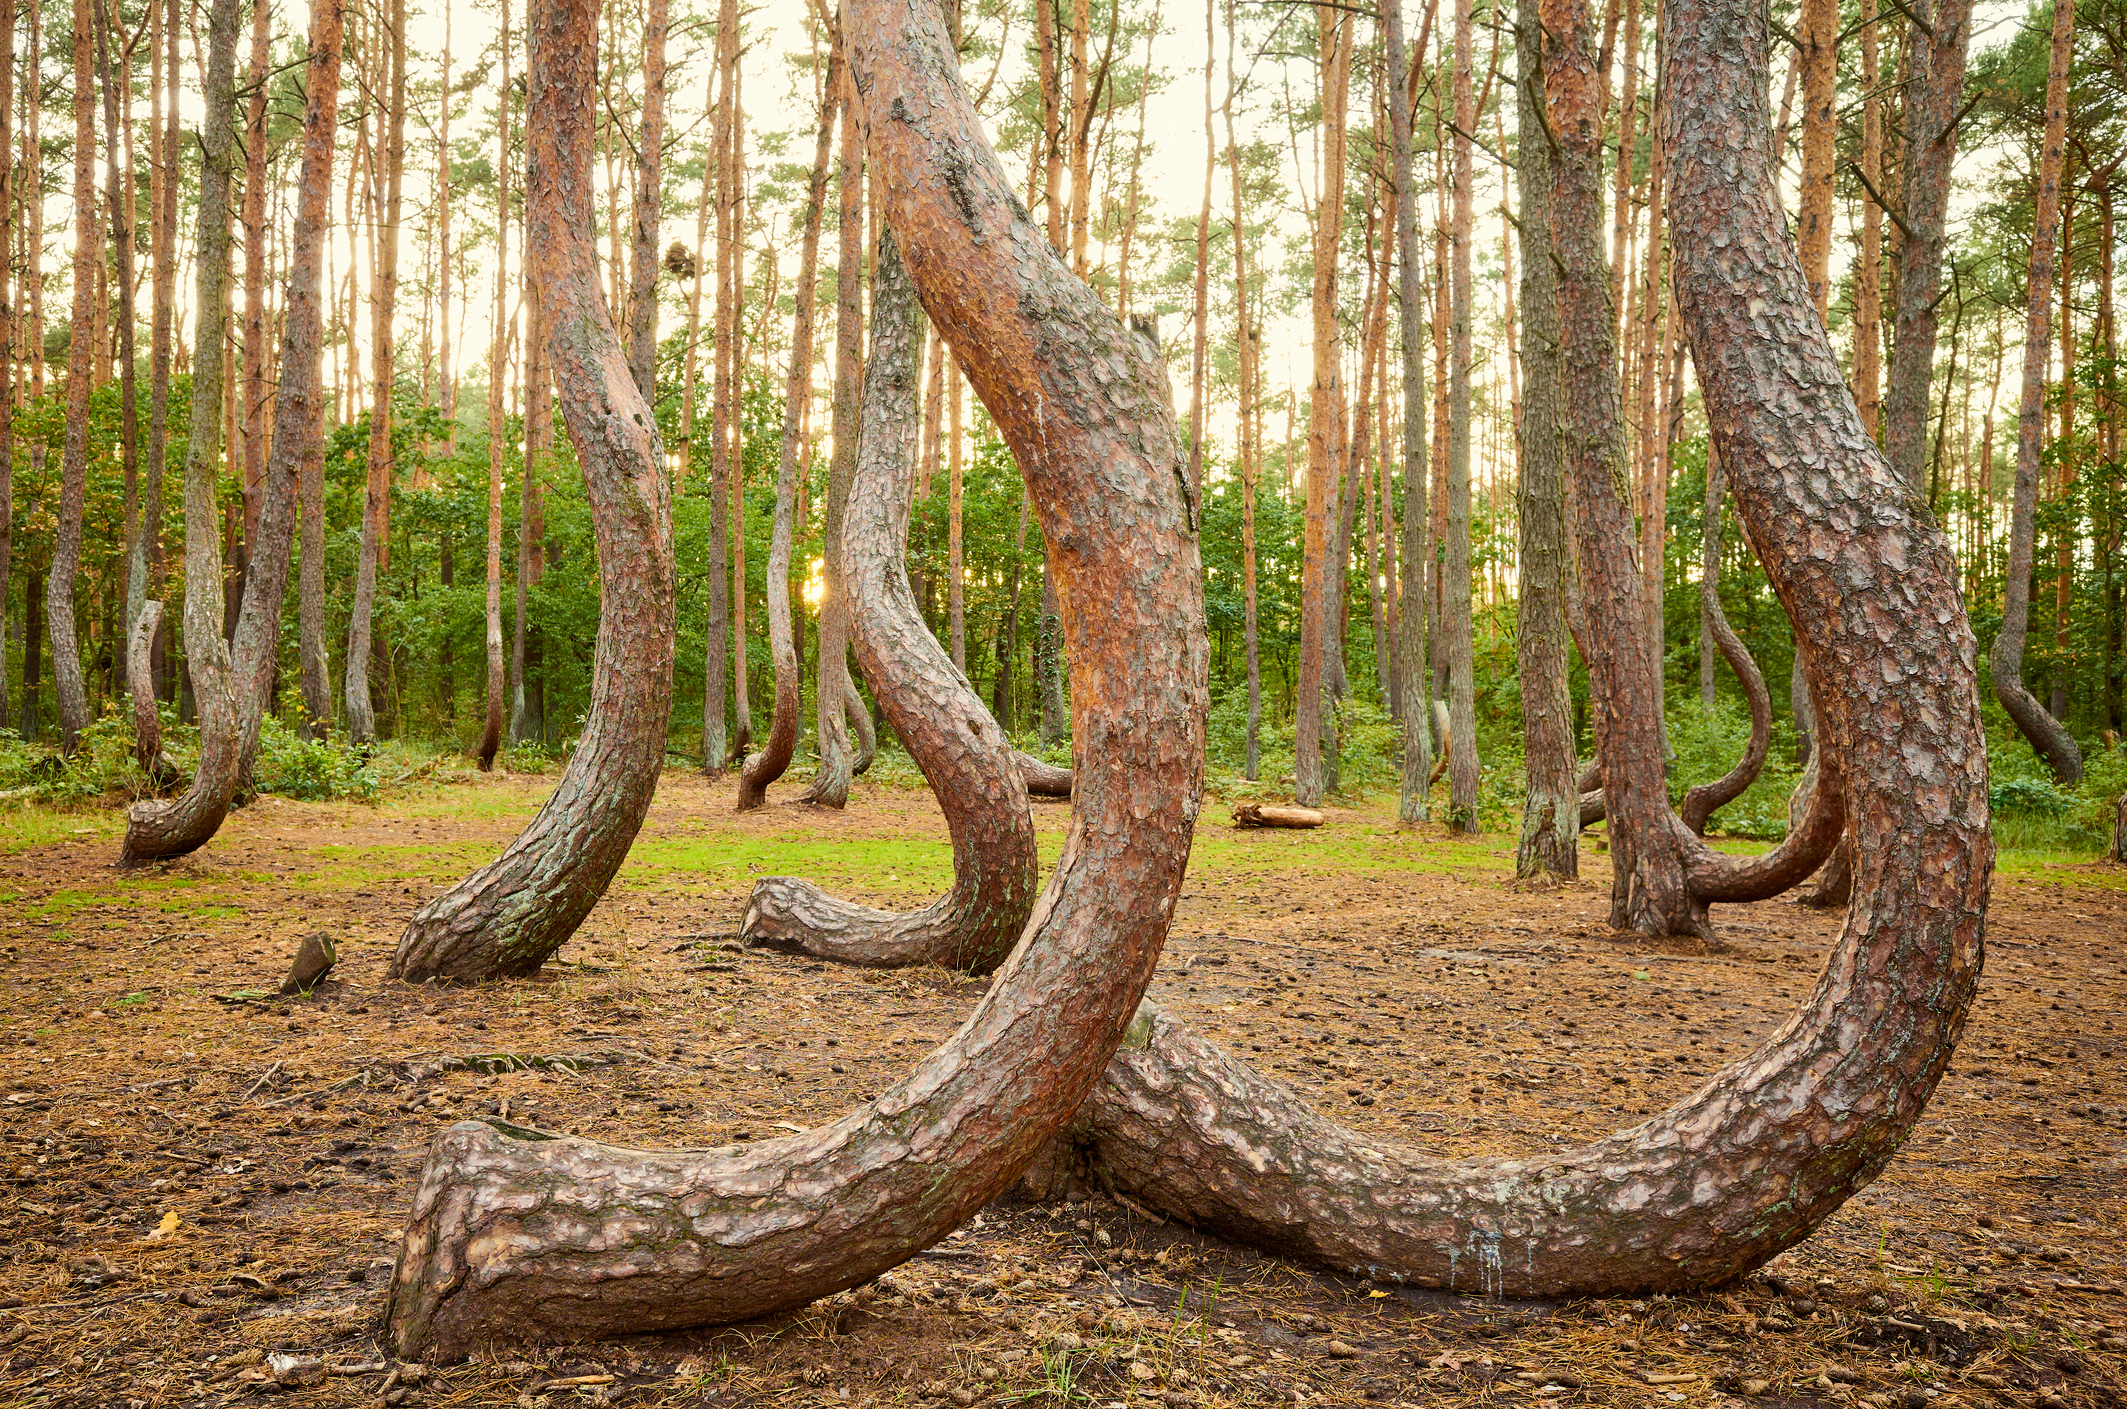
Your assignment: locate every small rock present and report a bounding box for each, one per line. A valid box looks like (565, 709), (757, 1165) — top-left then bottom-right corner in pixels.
(1900, 1391), (1929, 1409)
(282, 932), (338, 995)
(1327, 1341), (1362, 1359)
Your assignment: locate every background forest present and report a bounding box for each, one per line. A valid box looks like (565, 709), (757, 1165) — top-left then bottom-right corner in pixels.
(1, 0), (2122, 854)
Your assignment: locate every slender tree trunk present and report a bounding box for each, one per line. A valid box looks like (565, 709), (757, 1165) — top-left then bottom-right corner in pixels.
(738, 34), (840, 811)
(1227, 50), (1264, 778)
(1295, 1), (1351, 808)
(385, 0), (1203, 1353)
(346, 0), (407, 744)
(742, 233), (1038, 969)
(240, 0), (270, 632)
(1442, 0), (1480, 830)
(118, 0), (243, 860)
(96, 0), (140, 712)
(513, 284), (549, 744)
(949, 376), (966, 672)
(388, 0), (678, 983)
(727, 73), (752, 760)
(477, 0), (513, 768)
(699, 0), (738, 773)
(437, 1), (453, 427)
(1854, 0), (1882, 437)
(0, 0), (15, 734)
(1187, 0), (1214, 504)
(804, 87), (862, 806)
(627, 0), (666, 396)
(1514, 0), (1576, 878)
(1796, 0), (1835, 316)
(1881, 0), (1976, 493)
(1386, 0), (1433, 821)
(48, 0), (100, 753)
(1993, 0), (2083, 786)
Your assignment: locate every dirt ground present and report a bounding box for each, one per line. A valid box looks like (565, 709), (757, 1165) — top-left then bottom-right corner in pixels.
(3, 768), (2124, 1409)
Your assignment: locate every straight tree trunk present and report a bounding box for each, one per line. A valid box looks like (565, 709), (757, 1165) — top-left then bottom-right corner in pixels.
(1226, 50), (1264, 778)
(1992, 0), (2083, 786)
(1442, 0), (1481, 830)
(699, 0), (739, 774)
(513, 286), (549, 743)
(240, 0), (270, 612)
(626, 0), (666, 396)
(1187, 0), (1214, 503)
(1796, 0), (1836, 316)
(1880, 0), (1976, 492)
(477, 0), (513, 769)
(1854, 0), (1882, 437)
(437, 0), (453, 425)
(737, 33), (840, 811)
(384, 0), (1204, 1353)
(1514, 0), (1577, 878)
(346, 0), (407, 743)
(48, 0), (100, 753)
(1295, 1), (1351, 808)
(388, 0), (678, 983)
(1385, 0), (1433, 822)
(0, 0), (15, 734)
(95, 0), (140, 710)
(119, 0), (244, 860)
(741, 233), (1037, 970)
(726, 72), (752, 760)
(803, 89), (863, 806)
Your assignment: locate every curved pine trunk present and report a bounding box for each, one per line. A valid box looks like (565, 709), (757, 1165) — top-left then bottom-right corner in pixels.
(1040, 0), (1987, 1294)
(117, 0), (243, 867)
(384, 0), (1203, 1356)
(738, 234), (1037, 975)
(121, 0), (342, 865)
(386, 0), (677, 985)
(128, 601), (176, 788)
(1676, 473), (1772, 834)
(737, 39), (840, 813)
(1014, 750), (1073, 797)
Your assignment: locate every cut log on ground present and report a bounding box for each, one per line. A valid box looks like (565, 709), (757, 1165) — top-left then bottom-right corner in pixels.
(1232, 803), (1324, 829)
(383, 0), (1205, 1360)
(1014, 750), (1073, 798)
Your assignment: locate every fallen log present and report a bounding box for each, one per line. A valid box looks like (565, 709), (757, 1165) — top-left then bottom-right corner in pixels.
(1232, 803), (1324, 829)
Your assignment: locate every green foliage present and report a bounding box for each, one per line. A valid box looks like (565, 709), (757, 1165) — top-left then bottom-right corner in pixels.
(250, 716), (380, 803)
(1663, 695), (1803, 841)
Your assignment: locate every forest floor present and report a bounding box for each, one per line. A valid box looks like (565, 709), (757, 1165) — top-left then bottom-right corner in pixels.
(2, 766), (2125, 1409)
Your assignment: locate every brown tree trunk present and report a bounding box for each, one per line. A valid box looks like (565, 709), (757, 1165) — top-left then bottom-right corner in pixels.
(726, 75), (752, 761)
(698, 0), (737, 772)
(1880, 0), (1976, 492)
(513, 284), (550, 745)
(1294, 1), (1350, 808)
(1992, 0), (2083, 786)
(119, 0), (243, 862)
(1039, 0), (1987, 1297)
(477, 0), (513, 769)
(95, 0), (139, 713)
(1796, 0), (1835, 317)
(128, 602), (176, 786)
(1388, 0), (1434, 822)
(345, 0), (406, 744)
(1015, 750), (1073, 797)
(1678, 452), (1774, 835)
(1514, 0), (1576, 877)
(122, 0), (343, 863)
(0, 0), (14, 734)
(1442, 0), (1481, 831)
(385, 0), (1203, 1354)
(737, 33), (840, 811)
(387, 0), (678, 983)
(804, 89), (863, 806)
(1854, 0), (1882, 437)
(48, 0), (99, 753)
(626, 0), (666, 396)
(741, 233), (1037, 972)
(239, 0), (269, 629)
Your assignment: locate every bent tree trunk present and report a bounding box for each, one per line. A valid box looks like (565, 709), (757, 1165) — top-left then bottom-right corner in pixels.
(1677, 461), (1772, 836)
(128, 601), (177, 787)
(741, 234), (1037, 974)
(118, 0), (243, 867)
(1991, 0), (2082, 787)
(847, 680), (877, 774)
(1015, 750), (1073, 797)
(736, 37), (839, 812)
(1033, 0), (1989, 1293)
(385, 0), (1203, 1358)
(387, 0), (678, 984)
(122, 0), (343, 864)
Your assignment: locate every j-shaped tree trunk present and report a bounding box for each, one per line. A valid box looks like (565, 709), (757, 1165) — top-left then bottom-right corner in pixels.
(386, 0), (678, 984)
(1542, 0), (1836, 938)
(847, 680), (877, 774)
(384, 0), (1203, 1356)
(740, 233), (1038, 973)
(121, 0), (343, 865)
(1676, 460), (1773, 835)
(1993, 0), (2083, 788)
(1028, 0), (1988, 1294)
(736, 35), (840, 812)
(128, 601), (177, 787)
(117, 0), (242, 866)
(1512, 0), (1577, 879)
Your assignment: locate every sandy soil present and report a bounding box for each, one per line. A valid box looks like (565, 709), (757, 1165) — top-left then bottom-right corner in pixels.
(1, 769), (2123, 1409)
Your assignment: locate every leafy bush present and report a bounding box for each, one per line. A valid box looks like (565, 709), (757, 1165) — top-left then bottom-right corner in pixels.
(252, 716), (380, 802)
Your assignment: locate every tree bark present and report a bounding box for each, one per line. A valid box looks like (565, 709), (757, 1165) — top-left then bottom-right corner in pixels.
(741, 233), (1038, 973)
(1880, 0), (1976, 493)
(698, 0), (738, 772)
(1795, 0), (1835, 317)
(122, 0), (343, 863)
(1386, 0), (1432, 823)
(119, 0), (243, 862)
(387, 0), (678, 983)
(129, 601), (176, 786)
(1037, 0), (1987, 1296)
(48, 0), (99, 754)
(1514, 0), (1576, 878)
(1442, 0), (1480, 831)
(737, 35), (840, 812)
(0, 0), (14, 735)
(626, 0), (666, 396)
(385, 0), (1204, 1354)
(478, 0), (513, 769)
(95, 0), (140, 710)
(1992, 0), (2083, 786)
(804, 89), (863, 806)
(345, 0), (407, 744)
(1014, 750), (1074, 797)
